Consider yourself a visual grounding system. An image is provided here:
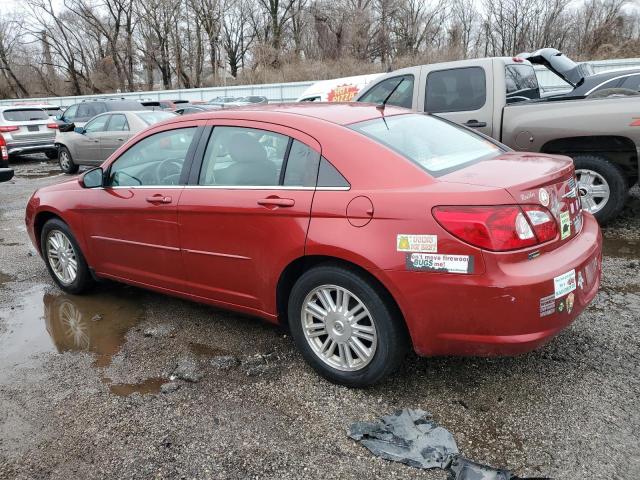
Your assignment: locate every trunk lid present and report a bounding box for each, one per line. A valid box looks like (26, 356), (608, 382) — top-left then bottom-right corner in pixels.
(2, 108), (55, 143)
(439, 151), (584, 245)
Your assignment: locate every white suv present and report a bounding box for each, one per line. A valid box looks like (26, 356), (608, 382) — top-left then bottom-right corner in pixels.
(0, 106), (58, 164)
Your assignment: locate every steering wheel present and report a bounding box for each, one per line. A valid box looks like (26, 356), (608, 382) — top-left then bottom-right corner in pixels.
(155, 158), (182, 185)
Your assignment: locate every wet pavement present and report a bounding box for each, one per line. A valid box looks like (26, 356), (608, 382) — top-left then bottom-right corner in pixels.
(0, 157), (639, 479)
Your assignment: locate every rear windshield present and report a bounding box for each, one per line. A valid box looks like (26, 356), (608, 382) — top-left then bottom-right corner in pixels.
(3, 109), (49, 122)
(350, 114), (502, 176)
(135, 111), (176, 125)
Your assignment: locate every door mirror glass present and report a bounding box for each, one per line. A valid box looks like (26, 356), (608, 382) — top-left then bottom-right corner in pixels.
(55, 113), (63, 120)
(74, 126), (86, 134)
(80, 167), (103, 188)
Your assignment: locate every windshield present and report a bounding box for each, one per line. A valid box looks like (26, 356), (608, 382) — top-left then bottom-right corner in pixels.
(3, 109), (49, 122)
(135, 111), (176, 125)
(350, 114), (502, 176)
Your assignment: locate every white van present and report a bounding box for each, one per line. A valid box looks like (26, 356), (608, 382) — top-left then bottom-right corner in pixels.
(296, 74), (384, 102)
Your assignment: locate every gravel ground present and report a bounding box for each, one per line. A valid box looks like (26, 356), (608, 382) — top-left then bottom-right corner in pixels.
(0, 157), (638, 480)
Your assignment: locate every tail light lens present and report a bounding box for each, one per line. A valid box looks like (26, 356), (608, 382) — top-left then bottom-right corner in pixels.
(0, 134), (7, 160)
(47, 123), (59, 129)
(433, 205), (558, 252)
(0, 126), (19, 132)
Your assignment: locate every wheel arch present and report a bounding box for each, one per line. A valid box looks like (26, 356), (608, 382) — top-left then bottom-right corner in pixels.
(34, 210), (65, 253)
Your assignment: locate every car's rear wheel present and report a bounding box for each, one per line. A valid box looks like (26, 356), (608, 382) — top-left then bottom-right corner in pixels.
(58, 146), (79, 174)
(41, 218), (94, 294)
(573, 154), (626, 224)
(288, 265), (408, 387)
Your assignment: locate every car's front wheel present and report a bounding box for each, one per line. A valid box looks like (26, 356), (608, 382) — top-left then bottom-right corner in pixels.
(58, 146), (79, 174)
(41, 218), (94, 294)
(288, 265), (408, 387)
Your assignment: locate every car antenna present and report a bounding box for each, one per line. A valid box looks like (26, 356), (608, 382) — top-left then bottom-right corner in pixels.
(376, 77), (404, 114)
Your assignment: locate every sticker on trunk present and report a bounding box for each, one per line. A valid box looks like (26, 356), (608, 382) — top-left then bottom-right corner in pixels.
(397, 234), (437, 252)
(566, 292), (575, 314)
(539, 294), (555, 317)
(560, 210), (571, 240)
(554, 269), (576, 298)
(538, 188), (550, 207)
(406, 253), (473, 274)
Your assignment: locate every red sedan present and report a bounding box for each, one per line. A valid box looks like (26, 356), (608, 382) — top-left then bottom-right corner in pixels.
(25, 104), (602, 387)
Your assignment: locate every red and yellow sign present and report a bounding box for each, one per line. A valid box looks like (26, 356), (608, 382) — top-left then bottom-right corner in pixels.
(327, 84), (360, 102)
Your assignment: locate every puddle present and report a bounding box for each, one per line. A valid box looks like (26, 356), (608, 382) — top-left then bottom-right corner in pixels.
(189, 342), (229, 357)
(602, 236), (640, 259)
(16, 168), (62, 179)
(0, 285), (144, 383)
(103, 377), (166, 397)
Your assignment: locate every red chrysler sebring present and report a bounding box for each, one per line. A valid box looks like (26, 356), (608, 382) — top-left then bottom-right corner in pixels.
(26, 104), (602, 386)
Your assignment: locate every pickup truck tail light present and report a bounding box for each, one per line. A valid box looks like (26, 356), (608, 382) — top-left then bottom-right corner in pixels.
(432, 205), (557, 251)
(0, 134), (8, 160)
(0, 126), (19, 132)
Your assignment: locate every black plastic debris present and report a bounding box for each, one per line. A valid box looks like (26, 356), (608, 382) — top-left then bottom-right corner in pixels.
(348, 408), (458, 469)
(349, 409), (551, 480)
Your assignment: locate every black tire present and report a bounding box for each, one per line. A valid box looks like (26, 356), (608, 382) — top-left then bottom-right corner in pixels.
(288, 264), (409, 387)
(45, 150), (58, 160)
(40, 218), (94, 294)
(58, 146), (79, 174)
(571, 154), (627, 224)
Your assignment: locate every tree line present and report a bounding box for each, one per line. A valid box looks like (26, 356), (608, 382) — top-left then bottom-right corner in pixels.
(0, 0), (638, 99)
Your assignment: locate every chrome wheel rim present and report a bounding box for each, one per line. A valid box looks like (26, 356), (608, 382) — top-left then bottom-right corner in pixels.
(59, 151), (71, 171)
(46, 230), (78, 285)
(301, 284), (377, 372)
(576, 169), (610, 214)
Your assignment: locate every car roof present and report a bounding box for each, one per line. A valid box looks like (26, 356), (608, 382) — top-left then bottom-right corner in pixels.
(0, 105), (48, 111)
(164, 103), (409, 127)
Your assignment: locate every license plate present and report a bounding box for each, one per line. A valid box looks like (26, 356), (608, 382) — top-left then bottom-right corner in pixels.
(27, 125), (39, 132)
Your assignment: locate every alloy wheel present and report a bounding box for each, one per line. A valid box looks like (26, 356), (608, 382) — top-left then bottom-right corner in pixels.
(59, 151), (71, 171)
(46, 230), (78, 285)
(576, 168), (610, 215)
(301, 284), (377, 372)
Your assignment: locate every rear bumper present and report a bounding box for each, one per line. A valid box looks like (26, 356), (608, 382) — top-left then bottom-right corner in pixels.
(7, 141), (56, 156)
(385, 212), (602, 356)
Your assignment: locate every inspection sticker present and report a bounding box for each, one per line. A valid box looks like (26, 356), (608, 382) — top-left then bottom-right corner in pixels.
(554, 269), (576, 299)
(397, 234), (437, 252)
(560, 210), (571, 240)
(406, 253), (473, 274)
(539, 294), (555, 317)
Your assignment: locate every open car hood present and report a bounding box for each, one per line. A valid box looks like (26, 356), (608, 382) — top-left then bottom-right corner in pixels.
(518, 48), (594, 87)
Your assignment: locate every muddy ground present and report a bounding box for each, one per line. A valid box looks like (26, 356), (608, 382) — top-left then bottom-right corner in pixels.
(0, 157), (638, 480)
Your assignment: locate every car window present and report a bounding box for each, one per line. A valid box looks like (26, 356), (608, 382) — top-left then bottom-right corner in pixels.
(350, 113), (501, 176)
(199, 126), (287, 187)
(63, 104), (78, 121)
(107, 114), (129, 131)
(84, 115), (110, 133)
(77, 103), (105, 119)
(317, 158), (349, 188)
(108, 128), (196, 187)
(425, 67), (486, 113)
(2, 109), (49, 122)
(283, 140), (320, 187)
(505, 64), (540, 103)
(135, 111), (176, 125)
(358, 75), (414, 108)
(620, 75), (640, 91)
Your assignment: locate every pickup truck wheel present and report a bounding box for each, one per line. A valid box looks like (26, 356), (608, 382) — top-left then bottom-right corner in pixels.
(58, 146), (79, 174)
(573, 154), (626, 224)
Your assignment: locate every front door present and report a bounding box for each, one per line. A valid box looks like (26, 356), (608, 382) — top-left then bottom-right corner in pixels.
(81, 125), (200, 291)
(178, 121), (321, 316)
(75, 114), (110, 164)
(100, 113), (133, 159)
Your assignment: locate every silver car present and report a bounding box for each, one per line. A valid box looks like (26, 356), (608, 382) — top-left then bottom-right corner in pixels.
(55, 110), (176, 174)
(0, 106), (58, 163)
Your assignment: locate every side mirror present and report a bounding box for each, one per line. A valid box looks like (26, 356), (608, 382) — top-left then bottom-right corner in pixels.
(58, 122), (75, 133)
(74, 126), (86, 134)
(55, 114), (63, 120)
(0, 168), (14, 183)
(79, 167), (103, 188)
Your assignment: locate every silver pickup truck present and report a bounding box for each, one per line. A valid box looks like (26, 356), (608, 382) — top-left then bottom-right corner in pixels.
(355, 56), (640, 223)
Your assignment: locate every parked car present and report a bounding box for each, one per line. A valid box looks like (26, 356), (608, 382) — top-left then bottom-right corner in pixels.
(175, 104), (223, 115)
(356, 55), (640, 223)
(157, 99), (190, 110)
(56, 99), (144, 130)
(13, 103), (63, 120)
(297, 74), (383, 102)
(237, 95), (269, 104)
(55, 110), (176, 174)
(0, 106), (58, 160)
(26, 104), (602, 387)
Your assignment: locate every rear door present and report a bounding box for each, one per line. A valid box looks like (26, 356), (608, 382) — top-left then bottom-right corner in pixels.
(422, 59), (494, 137)
(100, 113), (133, 159)
(178, 120), (321, 316)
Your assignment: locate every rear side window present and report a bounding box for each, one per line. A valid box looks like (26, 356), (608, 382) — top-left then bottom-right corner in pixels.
(3, 109), (49, 121)
(358, 75), (414, 109)
(425, 67), (486, 113)
(108, 114), (129, 131)
(620, 75), (640, 91)
(505, 64), (540, 103)
(77, 103), (105, 119)
(136, 111), (176, 125)
(317, 158), (349, 187)
(350, 114), (501, 176)
(283, 140), (320, 187)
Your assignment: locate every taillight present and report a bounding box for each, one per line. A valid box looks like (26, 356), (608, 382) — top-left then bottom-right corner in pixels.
(0, 134), (7, 160)
(0, 126), (19, 132)
(47, 123), (59, 129)
(433, 205), (558, 252)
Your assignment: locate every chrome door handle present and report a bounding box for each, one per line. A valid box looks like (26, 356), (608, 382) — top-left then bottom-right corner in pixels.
(145, 195), (172, 204)
(257, 197), (295, 208)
